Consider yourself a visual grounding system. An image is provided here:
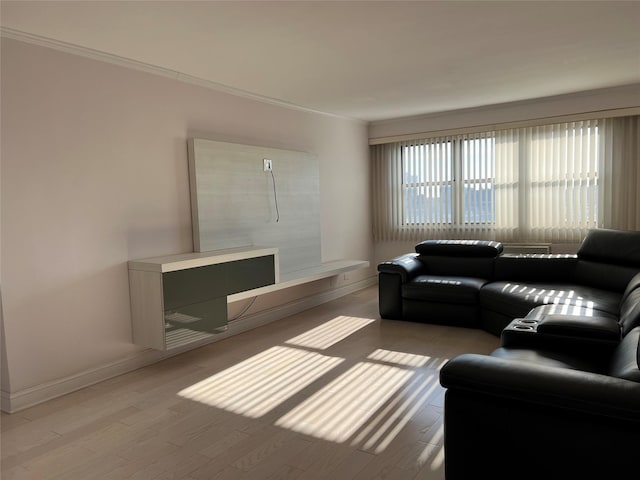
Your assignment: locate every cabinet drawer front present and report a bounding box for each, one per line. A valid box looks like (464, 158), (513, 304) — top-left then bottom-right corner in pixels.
(162, 255), (275, 309)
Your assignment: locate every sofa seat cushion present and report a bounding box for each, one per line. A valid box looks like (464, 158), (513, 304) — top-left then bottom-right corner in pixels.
(480, 281), (622, 319)
(490, 346), (607, 374)
(402, 275), (487, 304)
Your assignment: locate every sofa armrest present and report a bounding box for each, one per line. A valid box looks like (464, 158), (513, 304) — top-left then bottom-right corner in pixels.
(440, 353), (640, 418)
(440, 353), (640, 479)
(500, 316), (621, 358)
(377, 253), (423, 282)
(536, 314), (621, 340)
(377, 253), (424, 319)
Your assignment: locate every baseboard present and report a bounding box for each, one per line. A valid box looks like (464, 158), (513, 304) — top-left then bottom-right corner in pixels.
(1, 276), (377, 414)
(0, 348), (168, 414)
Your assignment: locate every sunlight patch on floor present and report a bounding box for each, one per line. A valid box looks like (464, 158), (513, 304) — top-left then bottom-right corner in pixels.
(367, 349), (431, 367)
(275, 362), (412, 442)
(178, 346), (343, 417)
(178, 316), (446, 454)
(356, 372), (438, 453)
(418, 424), (445, 471)
(285, 315), (376, 350)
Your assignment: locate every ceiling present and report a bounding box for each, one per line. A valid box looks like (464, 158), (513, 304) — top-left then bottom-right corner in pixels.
(2, 0), (639, 122)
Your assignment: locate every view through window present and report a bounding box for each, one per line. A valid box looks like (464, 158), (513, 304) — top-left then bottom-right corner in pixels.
(402, 136), (495, 226)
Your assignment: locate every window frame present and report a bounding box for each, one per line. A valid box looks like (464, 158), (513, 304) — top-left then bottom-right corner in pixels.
(400, 135), (496, 228)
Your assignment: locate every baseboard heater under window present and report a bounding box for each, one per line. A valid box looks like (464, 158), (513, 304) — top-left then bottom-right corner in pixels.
(502, 243), (552, 254)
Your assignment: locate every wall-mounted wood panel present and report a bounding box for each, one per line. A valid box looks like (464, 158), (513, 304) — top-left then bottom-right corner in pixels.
(188, 138), (321, 275)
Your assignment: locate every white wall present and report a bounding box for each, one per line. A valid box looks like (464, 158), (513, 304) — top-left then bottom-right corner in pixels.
(0, 38), (373, 411)
(369, 84), (640, 265)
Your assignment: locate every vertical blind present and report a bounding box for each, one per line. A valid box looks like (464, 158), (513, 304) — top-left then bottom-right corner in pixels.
(371, 117), (633, 243)
(497, 119), (606, 243)
(607, 115), (640, 231)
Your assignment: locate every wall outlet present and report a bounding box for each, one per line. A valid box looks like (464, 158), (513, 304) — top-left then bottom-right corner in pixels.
(263, 159), (273, 172)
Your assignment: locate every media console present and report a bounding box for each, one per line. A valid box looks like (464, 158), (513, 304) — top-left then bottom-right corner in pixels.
(128, 246), (369, 350)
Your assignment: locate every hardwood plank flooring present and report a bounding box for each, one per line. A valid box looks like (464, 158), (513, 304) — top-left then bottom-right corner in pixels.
(1, 286), (499, 479)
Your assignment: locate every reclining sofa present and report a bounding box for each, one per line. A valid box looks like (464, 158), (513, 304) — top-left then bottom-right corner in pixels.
(378, 228), (640, 478)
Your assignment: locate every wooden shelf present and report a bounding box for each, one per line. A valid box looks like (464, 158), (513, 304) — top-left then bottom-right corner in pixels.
(128, 246), (280, 275)
(228, 259), (370, 302)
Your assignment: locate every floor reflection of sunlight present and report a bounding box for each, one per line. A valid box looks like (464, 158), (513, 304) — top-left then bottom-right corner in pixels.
(418, 425), (445, 470)
(178, 346), (343, 417)
(285, 315), (376, 350)
(367, 349), (431, 367)
(275, 362), (413, 442)
(353, 372), (438, 453)
(178, 317), (446, 455)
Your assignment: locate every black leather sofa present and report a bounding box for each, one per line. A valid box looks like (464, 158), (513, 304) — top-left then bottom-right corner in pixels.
(378, 228), (640, 479)
(377, 228), (640, 336)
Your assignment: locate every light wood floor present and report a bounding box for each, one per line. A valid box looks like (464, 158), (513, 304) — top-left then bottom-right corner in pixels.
(1, 286), (499, 480)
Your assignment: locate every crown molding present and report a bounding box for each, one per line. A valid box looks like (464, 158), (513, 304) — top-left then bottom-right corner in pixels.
(0, 27), (366, 125)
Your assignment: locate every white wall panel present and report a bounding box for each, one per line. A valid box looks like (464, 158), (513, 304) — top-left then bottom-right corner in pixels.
(188, 139), (321, 274)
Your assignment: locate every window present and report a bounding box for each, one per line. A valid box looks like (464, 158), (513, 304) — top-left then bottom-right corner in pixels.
(371, 119), (610, 243)
(402, 141), (453, 224)
(402, 137), (495, 226)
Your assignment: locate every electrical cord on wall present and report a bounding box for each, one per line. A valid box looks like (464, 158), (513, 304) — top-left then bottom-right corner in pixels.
(229, 296), (258, 321)
(270, 169), (280, 222)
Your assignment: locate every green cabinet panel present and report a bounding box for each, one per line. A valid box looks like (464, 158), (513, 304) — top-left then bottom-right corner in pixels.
(224, 255), (276, 295)
(164, 297), (228, 334)
(162, 255), (276, 310)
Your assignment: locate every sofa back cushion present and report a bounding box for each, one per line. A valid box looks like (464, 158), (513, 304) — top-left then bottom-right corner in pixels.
(417, 255), (495, 279)
(575, 261), (640, 292)
(415, 240), (501, 279)
(575, 229), (640, 292)
(493, 254), (577, 282)
(577, 229), (640, 266)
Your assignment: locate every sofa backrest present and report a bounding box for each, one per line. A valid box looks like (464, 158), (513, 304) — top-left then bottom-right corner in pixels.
(415, 240), (502, 279)
(415, 239), (503, 257)
(493, 254), (577, 282)
(575, 229), (640, 292)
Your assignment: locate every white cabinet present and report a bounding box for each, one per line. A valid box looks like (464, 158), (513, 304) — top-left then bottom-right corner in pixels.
(128, 246), (279, 350)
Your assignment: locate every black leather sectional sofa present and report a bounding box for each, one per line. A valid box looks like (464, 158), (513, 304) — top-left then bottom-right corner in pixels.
(377, 228), (640, 479)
